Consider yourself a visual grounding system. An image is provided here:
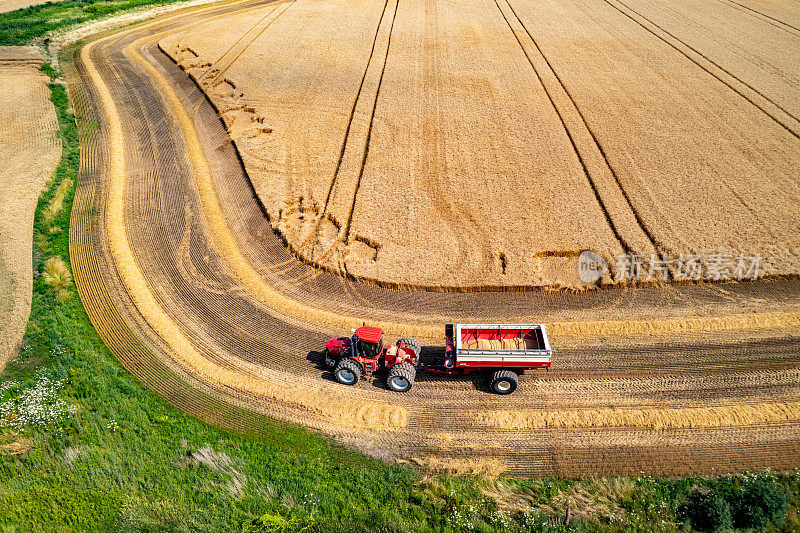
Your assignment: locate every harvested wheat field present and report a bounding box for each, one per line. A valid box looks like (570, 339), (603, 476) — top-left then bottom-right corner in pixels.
(65, 0), (800, 475)
(157, 0), (800, 290)
(0, 46), (61, 371)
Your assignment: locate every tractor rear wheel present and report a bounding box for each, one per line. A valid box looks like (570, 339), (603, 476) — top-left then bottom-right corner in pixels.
(334, 358), (362, 386)
(387, 362), (416, 392)
(490, 370), (518, 395)
(397, 337), (421, 358)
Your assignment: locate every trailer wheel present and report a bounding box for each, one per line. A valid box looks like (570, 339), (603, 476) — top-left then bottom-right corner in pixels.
(397, 337), (421, 358)
(334, 358), (362, 386)
(387, 362), (416, 392)
(490, 370), (518, 395)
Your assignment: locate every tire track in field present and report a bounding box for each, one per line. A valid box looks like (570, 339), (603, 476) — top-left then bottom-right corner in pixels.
(718, 0), (800, 36)
(193, 0), (292, 87)
(66, 32), (311, 441)
(339, 0), (399, 249)
(492, 0), (662, 264)
(303, 0), (397, 263)
(604, 0), (800, 139)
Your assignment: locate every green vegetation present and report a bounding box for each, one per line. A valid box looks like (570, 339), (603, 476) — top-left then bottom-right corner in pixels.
(2, 4), (800, 532)
(680, 490), (733, 532)
(679, 476), (793, 532)
(0, 0), (196, 46)
(732, 478), (791, 529)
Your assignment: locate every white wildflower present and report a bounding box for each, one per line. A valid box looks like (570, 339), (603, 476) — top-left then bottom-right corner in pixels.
(0, 375), (74, 430)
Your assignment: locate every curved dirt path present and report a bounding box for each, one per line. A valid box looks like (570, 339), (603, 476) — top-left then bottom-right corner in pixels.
(67, 0), (800, 476)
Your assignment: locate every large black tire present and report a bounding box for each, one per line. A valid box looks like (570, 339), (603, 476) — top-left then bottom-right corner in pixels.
(334, 358), (362, 386)
(397, 337), (421, 358)
(387, 362), (416, 392)
(490, 370), (518, 395)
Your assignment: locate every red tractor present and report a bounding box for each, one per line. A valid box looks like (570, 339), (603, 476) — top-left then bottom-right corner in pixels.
(324, 323), (552, 394)
(324, 326), (421, 392)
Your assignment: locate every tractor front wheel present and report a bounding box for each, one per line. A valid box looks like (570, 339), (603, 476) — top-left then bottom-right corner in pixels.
(490, 370), (518, 395)
(387, 362), (416, 392)
(334, 358), (362, 386)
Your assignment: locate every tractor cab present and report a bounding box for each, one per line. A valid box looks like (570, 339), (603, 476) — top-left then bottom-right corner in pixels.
(352, 326), (384, 360)
(324, 326), (385, 369)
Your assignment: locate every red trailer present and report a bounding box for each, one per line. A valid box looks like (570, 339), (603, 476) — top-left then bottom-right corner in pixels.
(422, 324), (552, 394)
(323, 323), (551, 394)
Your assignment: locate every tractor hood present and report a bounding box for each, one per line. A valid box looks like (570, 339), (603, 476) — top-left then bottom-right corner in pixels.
(326, 336), (351, 353)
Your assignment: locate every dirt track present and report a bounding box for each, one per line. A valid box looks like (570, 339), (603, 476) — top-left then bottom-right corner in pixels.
(67, 0), (800, 476)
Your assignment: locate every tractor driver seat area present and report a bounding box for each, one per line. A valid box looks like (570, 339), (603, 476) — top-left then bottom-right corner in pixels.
(351, 336), (384, 359)
(354, 326), (384, 359)
(359, 338), (383, 358)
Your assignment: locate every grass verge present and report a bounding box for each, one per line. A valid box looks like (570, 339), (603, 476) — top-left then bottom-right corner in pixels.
(0, 0), (199, 46)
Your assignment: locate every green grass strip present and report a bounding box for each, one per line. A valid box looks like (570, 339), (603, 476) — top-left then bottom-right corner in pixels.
(0, 0), (199, 46)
